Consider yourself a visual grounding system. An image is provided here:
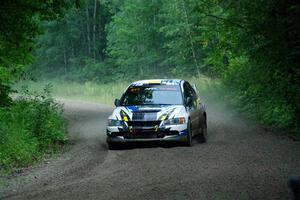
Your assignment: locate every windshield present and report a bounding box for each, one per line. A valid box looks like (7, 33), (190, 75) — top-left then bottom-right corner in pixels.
(120, 85), (183, 106)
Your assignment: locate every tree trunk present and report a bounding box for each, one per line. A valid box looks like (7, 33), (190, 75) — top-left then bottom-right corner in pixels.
(98, 2), (102, 61)
(86, 2), (91, 56)
(71, 40), (75, 58)
(152, 0), (157, 75)
(93, 0), (97, 60)
(63, 47), (67, 74)
(180, 0), (201, 77)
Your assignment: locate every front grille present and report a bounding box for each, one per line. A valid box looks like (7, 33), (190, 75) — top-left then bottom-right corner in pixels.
(127, 121), (161, 127)
(110, 130), (180, 139)
(110, 132), (125, 137)
(125, 132), (157, 139)
(132, 112), (157, 121)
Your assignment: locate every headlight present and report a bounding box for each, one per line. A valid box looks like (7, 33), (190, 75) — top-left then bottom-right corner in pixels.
(108, 119), (123, 126)
(163, 117), (185, 125)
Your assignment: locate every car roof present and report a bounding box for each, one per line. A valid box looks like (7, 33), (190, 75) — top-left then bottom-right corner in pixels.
(130, 79), (183, 86)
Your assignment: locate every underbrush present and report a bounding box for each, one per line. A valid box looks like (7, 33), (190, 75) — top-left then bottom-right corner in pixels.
(16, 77), (299, 137)
(16, 77), (216, 105)
(192, 76), (299, 138)
(15, 80), (128, 105)
(0, 86), (67, 173)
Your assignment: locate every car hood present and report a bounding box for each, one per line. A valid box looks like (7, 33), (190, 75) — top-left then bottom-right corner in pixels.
(109, 105), (186, 121)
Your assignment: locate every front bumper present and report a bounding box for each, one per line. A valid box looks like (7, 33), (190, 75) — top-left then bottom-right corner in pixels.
(107, 133), (187, 143)
(106, 125), (188, 143)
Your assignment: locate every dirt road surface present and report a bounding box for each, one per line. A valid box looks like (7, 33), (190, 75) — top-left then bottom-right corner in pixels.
(1, 99), (300, 199)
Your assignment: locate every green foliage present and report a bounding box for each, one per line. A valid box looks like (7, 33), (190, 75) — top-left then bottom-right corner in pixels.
(5, 0), (299, 135)
(29, 0), (112, 79)
(67, 57), (116, 83)
(0, 84), (12, 107)
(107, 0), (207, 77)
(16, 80), (128, 105)
(0, 0), (71, 106)
(0, 87), (66, 170)
(199, 0), (300, 131)
(107, 0), (165, 77)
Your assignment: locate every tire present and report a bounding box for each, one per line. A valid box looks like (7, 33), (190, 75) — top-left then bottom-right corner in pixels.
(199, 115), (207, 143)
(107, 142), (119, 150)
(185, 120), (193, 146)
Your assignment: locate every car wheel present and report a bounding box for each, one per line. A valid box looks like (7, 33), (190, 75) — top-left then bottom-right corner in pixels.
(185, 120), (193, 146)
(200, 115), (207, 143)
(107, 142), (119, 150)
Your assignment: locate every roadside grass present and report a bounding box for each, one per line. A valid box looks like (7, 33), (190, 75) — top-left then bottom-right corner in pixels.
(15, 76), (300, 145)
(0, 87), (67, 174)
(0, 77), (216, 175)
(15, 77), (218, 105)
(14, 80), (129, 105)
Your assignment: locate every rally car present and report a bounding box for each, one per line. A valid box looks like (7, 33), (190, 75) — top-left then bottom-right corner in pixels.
(106, 79), (207, 149)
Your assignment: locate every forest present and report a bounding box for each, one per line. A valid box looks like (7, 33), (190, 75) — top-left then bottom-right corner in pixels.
(0, 0), (299, 169)
(29, 0), (300, 132)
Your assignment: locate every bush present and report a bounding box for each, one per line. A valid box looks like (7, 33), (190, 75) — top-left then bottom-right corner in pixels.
(0, 85), (66, 171)
(0, 83), (12, 107)
(66, 57), (116, 83)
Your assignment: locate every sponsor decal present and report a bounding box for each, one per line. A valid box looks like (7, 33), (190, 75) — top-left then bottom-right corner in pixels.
(120, 110), (130, 122)
(179, 129), (188, 136)
(147, 80), (162, 84)
(130, 79), (181, 86)
(126, 106), (139, 112)
(131, 82), (144, 86)
(159, 108), (176, 121)
(161, 80), (180, 85)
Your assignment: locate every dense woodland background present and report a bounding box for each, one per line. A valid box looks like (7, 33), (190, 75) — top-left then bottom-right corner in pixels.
(25, 0), (300, 131)
(0, 0), (299, 166)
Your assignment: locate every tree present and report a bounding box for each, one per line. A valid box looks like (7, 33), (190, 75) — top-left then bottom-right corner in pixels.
(0, 0), (69, 106)
(29, 0), (112, 80)
(24, 0), (300, 131)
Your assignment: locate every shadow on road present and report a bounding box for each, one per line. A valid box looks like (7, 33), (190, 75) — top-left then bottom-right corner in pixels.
(107, 135), (206, 150)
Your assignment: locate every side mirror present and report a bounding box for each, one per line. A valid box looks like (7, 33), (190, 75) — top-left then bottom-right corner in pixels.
(114, 99), (120, 107)
(185, 97), (192, 106)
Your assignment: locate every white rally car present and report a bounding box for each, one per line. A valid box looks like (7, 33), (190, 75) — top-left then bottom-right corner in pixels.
(106, 79), (207, 149)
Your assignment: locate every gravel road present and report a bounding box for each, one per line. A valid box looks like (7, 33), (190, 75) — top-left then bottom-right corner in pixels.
(1, 99), (300, 200)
